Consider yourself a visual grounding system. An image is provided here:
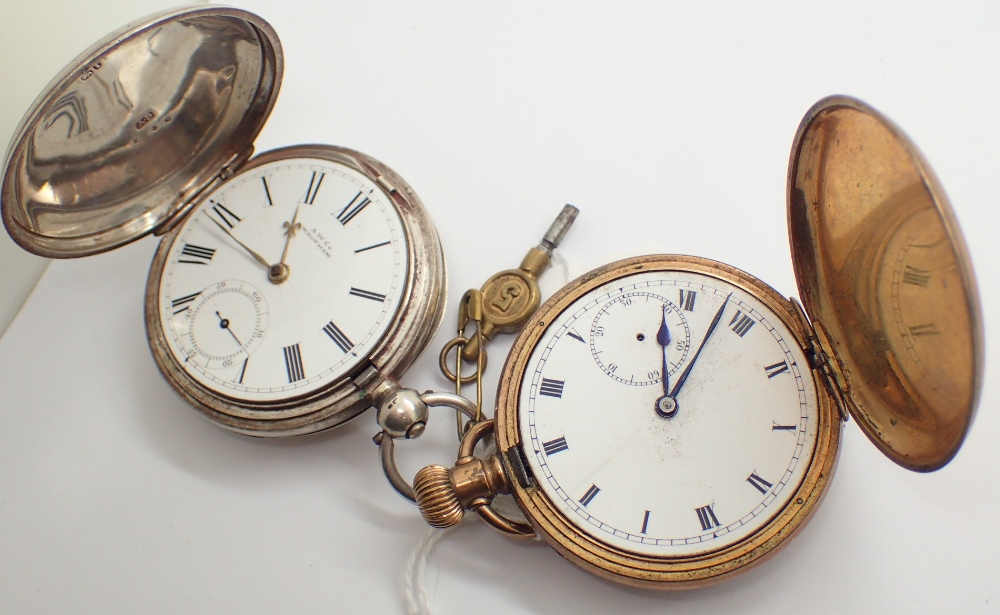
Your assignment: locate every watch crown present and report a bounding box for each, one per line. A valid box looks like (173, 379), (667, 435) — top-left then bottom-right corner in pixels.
(413, 464), (464, 528)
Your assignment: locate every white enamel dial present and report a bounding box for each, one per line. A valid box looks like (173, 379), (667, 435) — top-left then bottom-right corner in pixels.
(518, 269), (819, 557)
(157, 157), (408, 403)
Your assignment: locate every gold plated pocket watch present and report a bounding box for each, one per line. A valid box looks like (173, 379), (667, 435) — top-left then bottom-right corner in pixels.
(411, 96), (982, 587)
(1, 7), (445, 435)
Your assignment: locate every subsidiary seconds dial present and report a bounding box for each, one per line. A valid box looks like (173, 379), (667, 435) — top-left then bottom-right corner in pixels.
(179, 280), (268, 372)
(590, 291), (691, 386)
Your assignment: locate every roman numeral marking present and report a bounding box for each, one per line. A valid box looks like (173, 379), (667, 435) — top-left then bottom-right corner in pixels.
(678, 289), (697, 311)
(579, 484), (601, 507)
(236, 357), (248, 384)
(542, 436), (569, 456)
(909, 323), (939, 337)
(209, 201), (242, 229)
(566, 329), (585, 343)
(641, 510), (651, 534)
(322, 321), (354, 353)
(349, 287), (387, 302)
(695, 504), (720, 531)
(539, 378), (565, 398)
(355, 240), (391, 253)
(337, 191), (371, 225)
(746, 471), (774, 495)
(261, 177), (273, 206)
(729, 310), (755, 337)
(303, 171), (325, 204)
(902, 265), (931, 287)
(283, 343), (305, 382)
(764, 360), (790, 378)
(772, 421), (797, 432)
(179, 243), (216, 265)
(170, 292), (200, 314)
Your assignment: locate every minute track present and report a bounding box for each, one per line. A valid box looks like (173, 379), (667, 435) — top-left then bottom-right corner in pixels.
(158, 158), (409, 402)
(519, 269), (819, 556)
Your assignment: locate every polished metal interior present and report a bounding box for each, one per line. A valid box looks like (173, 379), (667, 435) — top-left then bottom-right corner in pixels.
(1, 7), (281, 257)
(788, 97), (982, 472)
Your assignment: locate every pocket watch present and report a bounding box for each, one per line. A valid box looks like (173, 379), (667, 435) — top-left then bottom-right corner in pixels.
(0, 6), (445, 435)
(410, 96), (983, 587)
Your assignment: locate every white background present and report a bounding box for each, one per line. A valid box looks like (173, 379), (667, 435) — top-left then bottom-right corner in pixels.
(1, 1), (998, 613)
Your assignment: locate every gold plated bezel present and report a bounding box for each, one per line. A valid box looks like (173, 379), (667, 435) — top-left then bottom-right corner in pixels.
(495, 254), (840, 588)
(144, 145), (446, 436)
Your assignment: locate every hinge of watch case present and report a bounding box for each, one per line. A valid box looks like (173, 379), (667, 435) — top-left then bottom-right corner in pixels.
(155, 146), (255, 236)
(353, 364), (380, 390)
(790, 297), (850, 422)
(375, 175), (397, 194)
(506, 445), (535, 489)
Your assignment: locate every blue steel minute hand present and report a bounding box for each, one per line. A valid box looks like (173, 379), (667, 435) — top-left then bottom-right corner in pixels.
(668, 293), (732, 401)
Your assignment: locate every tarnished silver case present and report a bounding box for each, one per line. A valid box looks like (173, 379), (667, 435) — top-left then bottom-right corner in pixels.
(1, 6), (446, 436)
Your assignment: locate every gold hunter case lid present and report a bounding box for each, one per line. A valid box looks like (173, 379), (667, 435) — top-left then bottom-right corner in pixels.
(0, 6), (282, 258)
(787, 95), (983, 472)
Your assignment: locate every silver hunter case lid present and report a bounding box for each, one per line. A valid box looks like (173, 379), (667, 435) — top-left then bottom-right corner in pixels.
(1, 6), (283, 258)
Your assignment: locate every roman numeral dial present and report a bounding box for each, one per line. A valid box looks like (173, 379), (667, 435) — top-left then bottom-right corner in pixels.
(519, 269), (820, 559)
(156, 157), (411, 405)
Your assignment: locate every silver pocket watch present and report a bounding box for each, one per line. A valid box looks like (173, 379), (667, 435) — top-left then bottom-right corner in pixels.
(1, 7), (446, 435)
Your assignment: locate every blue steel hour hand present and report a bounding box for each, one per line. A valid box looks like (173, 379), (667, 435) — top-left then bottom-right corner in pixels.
(654, 305), (677, 417)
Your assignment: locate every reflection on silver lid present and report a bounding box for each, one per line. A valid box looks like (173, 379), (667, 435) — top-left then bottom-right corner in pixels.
(1, 7), (282, 257)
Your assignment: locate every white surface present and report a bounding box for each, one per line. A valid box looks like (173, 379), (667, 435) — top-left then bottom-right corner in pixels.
(0, 0), (107, 338)
(1, 1), (998, 614)
(517, 271), (822, 559)
(155, 158), (410, 404)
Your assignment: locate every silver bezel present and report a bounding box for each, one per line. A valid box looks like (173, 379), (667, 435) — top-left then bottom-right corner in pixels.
(144, 144), (446, 436)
